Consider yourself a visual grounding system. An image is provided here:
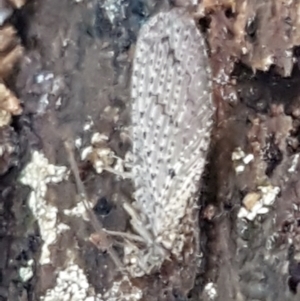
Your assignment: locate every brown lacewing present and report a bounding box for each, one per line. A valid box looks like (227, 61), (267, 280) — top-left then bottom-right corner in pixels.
(127, 7), (214, 277)
(66, 6), (214, 298)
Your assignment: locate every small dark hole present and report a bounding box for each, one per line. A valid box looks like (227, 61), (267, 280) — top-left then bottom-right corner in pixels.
(187, 291), (192, 299)
(23, 282), (32, 291)
(293, 46), (300, 57)
(224, 202), (233, 211)
(16, 250), (28, 262)
(245, 17), (257, 40)
(93, 197), (113, 216)
(85, 25), (94, 38)
(282, 220), (293, 233)
(130, 0), (147, 18)
(9, 6), (31, 47)
(28, 234), (40, 253)
(198, 17), (211, 33)
(288, 277), (298, 294)
(172, 289), (186, 301)
(26, 36), (39, 50)
(263, 135), (283, 177)
(285, 16), (292, 25)
(225, 8), (234, 18)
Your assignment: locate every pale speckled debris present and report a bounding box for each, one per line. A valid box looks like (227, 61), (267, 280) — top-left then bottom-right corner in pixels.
(80, 141), (114, 174)
(232, 147), (254, 174)
(91, 132), (109, 144)
(242, 192), (261, 211)
(102, 275), (143, 301)
(238, 185), (280, 221)
(288, 153), (300, 173)
(231, 147), (246, 161)
(103, 106), (120, 123)
(102, 0), (122, 24)
(74, 137), (82, 149)
(258, 185), (280, 206)
(203, 282), (218, 300)
(243, 153), (254, 165)
(64, 200), (93, 221)
(42, 261), (98, 301)
(80, 131), (130, 177)
(83, 116), (94, 131)
(19, 151), (69, 264)
(19, 259), (34, 282)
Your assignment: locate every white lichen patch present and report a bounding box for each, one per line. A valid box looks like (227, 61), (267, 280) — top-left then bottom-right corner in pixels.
(57, 223), (71, 233)
(42, 261), (96, 301)
(64, 201), (92, 221)
(42, 258), (142, 301)
(242, 192), (261, 211)
(258, 185), (280, 206)
(232, 147), (254, 174)
(81, 144), (115, 174)
(83, 116), (94, 131)
(231, 147), (246, 161)
(80, 132), (129, 177)
(203, 282), (218, 300)
(91, 132), (109, 144)
(101, 275), (143, 301)
(238, 185), (280, 221)
(18, 150), (104, 301)
(103, 106), (120, 123)
(19, 259), (34, 282)
(75, 137), (82, 149)
(288, 153), (300, 173)
(102, 0), (122, 24)
(19, 151), (69, 264)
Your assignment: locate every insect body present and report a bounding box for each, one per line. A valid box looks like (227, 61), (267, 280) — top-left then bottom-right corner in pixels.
(126, 7), (215, 278)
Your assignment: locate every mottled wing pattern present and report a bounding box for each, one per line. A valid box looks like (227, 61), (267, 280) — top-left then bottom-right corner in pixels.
(131, 8), (214, 251)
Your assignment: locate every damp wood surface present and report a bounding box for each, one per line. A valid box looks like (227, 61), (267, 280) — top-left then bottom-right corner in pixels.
(2, 0), (300, 301)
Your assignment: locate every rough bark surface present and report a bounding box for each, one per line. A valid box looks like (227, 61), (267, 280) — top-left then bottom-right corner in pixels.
(2, 0), (300, 301)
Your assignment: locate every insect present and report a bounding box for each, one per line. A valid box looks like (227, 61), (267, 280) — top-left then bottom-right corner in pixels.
(125, 7), (214, 277)
(66, 5), (214, 297)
